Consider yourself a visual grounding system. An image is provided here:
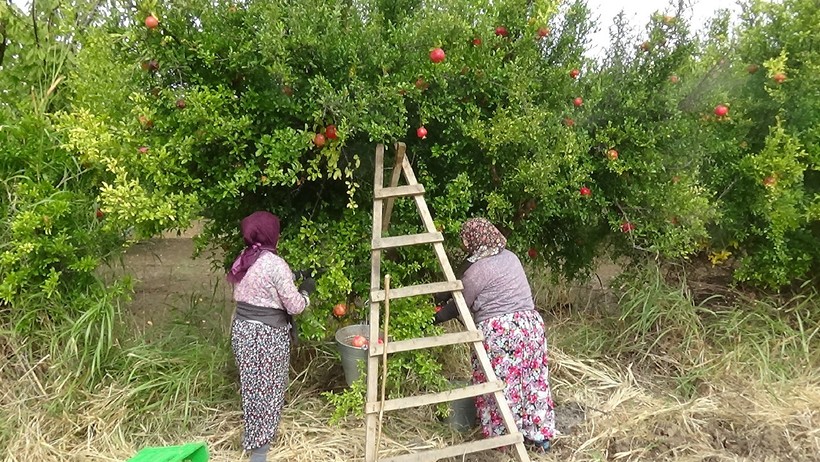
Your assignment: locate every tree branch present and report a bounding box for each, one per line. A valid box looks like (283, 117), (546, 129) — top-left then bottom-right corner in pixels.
(47, 0), (62, 34)
(715, 178), (738, 202)
(614, 201), (659, 257)
(0, 17), (7, 67)
(31, 0), (40, 48)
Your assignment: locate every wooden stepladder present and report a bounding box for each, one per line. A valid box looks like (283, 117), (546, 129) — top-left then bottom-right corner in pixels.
(364, 142), (531, 462)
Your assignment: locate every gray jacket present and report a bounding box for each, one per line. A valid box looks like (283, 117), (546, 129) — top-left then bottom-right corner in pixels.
(462, 249), (535, 323)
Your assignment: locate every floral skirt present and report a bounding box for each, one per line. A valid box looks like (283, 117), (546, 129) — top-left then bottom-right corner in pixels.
(231, 319), (291, 451)
(472, 310), (556, 443)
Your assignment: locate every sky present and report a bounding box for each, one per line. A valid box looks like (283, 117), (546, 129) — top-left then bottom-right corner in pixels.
(9, 0), (741, 56)
(584, 0), (741, 57)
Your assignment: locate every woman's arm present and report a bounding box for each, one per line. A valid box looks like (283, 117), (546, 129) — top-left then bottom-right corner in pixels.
(434, 261), (481, 324)
(266, 255), (309, 315)
(433, 259), (473, 305)
(460, 265), (480, 309)
(433, 298), (460, 324)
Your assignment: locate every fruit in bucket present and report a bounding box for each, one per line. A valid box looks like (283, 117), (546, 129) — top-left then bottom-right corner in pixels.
(351, 335), (368, 348)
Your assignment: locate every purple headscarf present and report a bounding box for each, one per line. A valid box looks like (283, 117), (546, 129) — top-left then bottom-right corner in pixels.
(226, 211), (280, 284)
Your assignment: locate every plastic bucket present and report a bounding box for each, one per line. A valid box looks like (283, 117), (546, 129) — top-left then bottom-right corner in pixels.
(335, 324), (372, 387)
(444, 380), (478, 432)
(127, 442), (208, 462)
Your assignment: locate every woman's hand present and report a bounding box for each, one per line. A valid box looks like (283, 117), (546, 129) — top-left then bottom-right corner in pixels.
(298, 277), (316, 296)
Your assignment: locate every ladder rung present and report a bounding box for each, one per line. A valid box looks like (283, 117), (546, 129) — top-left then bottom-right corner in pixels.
(374, 184), (425, 199)
(372, 232), (443, 250)
(370, 280), (463, 302)
(379, 433), (524, 462)
(370, 331), (483, 356)
(365, 380), (504, 414)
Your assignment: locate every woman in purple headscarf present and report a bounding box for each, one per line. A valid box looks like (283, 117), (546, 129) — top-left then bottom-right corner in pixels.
(227, 211), (316, 462)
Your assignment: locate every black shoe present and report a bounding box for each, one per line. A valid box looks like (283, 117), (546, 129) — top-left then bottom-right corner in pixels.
(524, 438), (551, 453)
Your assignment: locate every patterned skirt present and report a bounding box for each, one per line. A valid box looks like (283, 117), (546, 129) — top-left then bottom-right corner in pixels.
(471, 309), (556, 444)
(231, 319), (291, 451)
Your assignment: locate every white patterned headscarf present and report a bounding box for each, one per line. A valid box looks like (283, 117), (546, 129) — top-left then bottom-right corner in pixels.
(460, 218), (507, 263)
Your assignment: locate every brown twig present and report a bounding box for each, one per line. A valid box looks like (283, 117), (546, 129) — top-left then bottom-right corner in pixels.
(308, 178), (326, 221)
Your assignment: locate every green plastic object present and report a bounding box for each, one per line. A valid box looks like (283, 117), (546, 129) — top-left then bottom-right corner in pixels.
(127, 442), (208, 462)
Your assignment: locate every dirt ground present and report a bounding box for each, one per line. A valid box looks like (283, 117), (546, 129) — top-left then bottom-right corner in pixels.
(109, 232), (819, 462)
(120, 235), (233, 332)
(115, 231), (598, 461)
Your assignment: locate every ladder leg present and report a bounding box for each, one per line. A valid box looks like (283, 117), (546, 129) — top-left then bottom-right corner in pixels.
(366, 144), (386, 462)
(366, 142), (530, 461)
(381, 143), (406, 232)
(364, 301), (382, 462)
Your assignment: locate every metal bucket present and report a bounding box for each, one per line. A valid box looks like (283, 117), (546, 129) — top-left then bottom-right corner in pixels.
(335, 324), (371, 387)
(445, 380), (478, 432)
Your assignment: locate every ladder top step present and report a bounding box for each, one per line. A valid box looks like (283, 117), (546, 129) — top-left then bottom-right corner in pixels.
(370, 280), (463, 302)
(370, 330), (483, 356)
(365, 380), (505, 414)
(371, 232), (443, 250)
(374, 184), (425, 199)
(377, 432), (524, 462)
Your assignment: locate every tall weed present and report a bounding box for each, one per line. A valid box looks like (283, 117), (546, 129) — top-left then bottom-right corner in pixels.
(545, 262), (820, 398)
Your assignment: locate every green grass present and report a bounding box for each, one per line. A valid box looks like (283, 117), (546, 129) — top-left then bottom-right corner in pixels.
(115, 331), (237, 430)
(17, 289), (239, 438)
(106, 293), (238, 434)
(547, 262), (820, 398)
(615, 267), (707, 356)
(704, 289), (820, 381)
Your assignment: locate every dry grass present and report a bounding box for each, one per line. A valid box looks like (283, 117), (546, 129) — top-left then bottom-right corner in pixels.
(549, 350), (820, 462)
(3, 340), (819, 462)
(3, 242), (819, 462)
